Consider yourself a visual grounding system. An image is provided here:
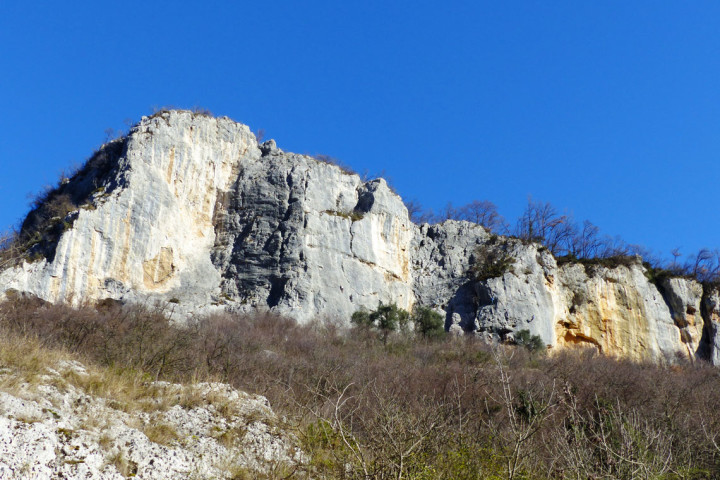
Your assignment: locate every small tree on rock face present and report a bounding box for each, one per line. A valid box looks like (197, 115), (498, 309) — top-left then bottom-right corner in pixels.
(412, 306), (445, 340)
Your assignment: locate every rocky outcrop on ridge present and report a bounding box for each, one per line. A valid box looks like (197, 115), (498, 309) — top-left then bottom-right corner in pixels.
(0, 360), (303, 479)
(1, 109), (719, 364)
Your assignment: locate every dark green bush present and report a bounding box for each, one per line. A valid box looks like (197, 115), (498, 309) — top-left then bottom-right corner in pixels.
(470, 241), (516, 281)
(351, 302), (409, 343)
(412, 305), (445, 340)
(513, 329), (545, 354)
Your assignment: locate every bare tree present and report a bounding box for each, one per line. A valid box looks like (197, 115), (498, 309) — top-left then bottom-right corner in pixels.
(570, 220), (602, 259)
(440, 201), (459, 221)
(686, 249), (720, 283)
(458, 200), (507, 233)
(416, 208), (437, 224)
(0, 229), (22, 270)
(668, 247), (684, 273)
(597, 234), (631, 259)
(403, 199), (424, 224)
(514, 198), (575, 255)
(485, 347), (557, 480)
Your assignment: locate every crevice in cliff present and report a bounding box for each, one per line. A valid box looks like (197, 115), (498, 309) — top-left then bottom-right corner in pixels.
(698, 283), (719, 361)
(654, 279), (678, 322)
(267, 276), (288, 307)
(354, 180), (380, 214)
(651, 275), (707, 360)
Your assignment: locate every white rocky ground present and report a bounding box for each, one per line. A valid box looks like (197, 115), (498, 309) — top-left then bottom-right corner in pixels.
(0, 360), (304, 479)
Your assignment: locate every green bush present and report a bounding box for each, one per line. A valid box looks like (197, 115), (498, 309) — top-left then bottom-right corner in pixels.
(351, 302), (409, 343)
(350, 309), (372, 328)
(412, 306), (445, 340)
(513, 329), (545, 354)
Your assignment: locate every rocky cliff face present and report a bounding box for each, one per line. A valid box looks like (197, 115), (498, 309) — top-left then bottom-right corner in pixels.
(1, 110), (719, 364)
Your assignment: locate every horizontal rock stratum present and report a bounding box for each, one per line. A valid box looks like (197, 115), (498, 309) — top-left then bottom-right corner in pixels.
(1, 109), (719, 363)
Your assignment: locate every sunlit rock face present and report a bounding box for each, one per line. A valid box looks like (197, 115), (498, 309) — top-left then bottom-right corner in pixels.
(0, 110), (415, 321)
(1, 111), (255, 314)
(467, 248), (715, 363)
(209, 138), (415, 322)
(658, 277), (705, 356)
(552, 261), (682, 361)
(1, 110), (719, 364)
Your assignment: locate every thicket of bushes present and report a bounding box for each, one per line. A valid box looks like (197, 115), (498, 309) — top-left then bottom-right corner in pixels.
(412, 196), (720, 286)
(1, 297), (720, 479)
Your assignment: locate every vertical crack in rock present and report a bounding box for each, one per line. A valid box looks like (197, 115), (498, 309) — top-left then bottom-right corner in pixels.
(654, 277), (705, 360)
(699, 284), (720, 363)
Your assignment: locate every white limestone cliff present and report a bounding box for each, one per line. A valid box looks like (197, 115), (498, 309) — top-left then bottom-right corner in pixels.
(1, 110), (719, 364)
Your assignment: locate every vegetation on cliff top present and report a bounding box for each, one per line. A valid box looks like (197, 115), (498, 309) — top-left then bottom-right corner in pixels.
(420, 195), (720, 286)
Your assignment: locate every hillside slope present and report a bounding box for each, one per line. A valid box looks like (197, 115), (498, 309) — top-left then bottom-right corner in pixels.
(0, 334), (302, 479)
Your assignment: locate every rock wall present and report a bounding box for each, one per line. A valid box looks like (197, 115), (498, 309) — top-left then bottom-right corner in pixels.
(0, 111), (415, 321)
(1, 110), (719, 364)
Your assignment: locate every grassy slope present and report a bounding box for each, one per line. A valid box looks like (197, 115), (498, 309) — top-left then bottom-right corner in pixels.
(1, 297), (719, 479)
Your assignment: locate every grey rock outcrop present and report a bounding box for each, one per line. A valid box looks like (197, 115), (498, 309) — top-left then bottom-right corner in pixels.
(2, 110), (720, 364)
(0, 111), (414, 322)
(411, 221), (489, 332)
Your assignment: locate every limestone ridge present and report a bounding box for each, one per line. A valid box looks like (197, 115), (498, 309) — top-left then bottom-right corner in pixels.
(2, 110), (720, 364)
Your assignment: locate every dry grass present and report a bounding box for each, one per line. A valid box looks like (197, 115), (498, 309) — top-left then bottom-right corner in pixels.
(143, 421), (180, 446)
(0, 317), (215, 419)
(2, 298), (720, 478)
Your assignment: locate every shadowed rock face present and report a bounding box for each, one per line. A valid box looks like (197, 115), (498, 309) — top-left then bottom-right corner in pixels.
(1, 110), (719, 364)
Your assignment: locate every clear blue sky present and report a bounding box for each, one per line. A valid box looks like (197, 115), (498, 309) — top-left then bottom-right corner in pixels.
(1, 1), (719, 261)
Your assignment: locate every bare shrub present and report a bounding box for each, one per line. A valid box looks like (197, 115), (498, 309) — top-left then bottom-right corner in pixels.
(0, 229), (23, 269)
(514, 197), (576, 255)
(569, 220), (602, 259)
(457, 200), (507, 233)
(470, 239), (516, 281)
(403, 199), (424, 223)
(313, 154), (357, 176)
(1, 298), (720, 478)
(686, 249), (720, 284)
